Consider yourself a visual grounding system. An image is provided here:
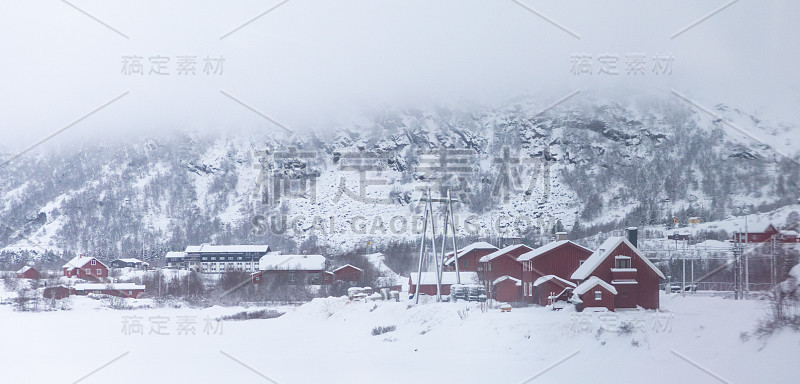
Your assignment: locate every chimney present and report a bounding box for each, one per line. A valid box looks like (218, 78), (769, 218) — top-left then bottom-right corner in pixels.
(626, 227), (638, 248)
(556, 232), (568, 241)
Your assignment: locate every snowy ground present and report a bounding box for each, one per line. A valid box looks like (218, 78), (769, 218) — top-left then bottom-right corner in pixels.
(0, 292), (797, 383)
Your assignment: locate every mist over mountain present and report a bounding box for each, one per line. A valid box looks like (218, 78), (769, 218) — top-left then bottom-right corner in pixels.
(1, 95), (797, 266)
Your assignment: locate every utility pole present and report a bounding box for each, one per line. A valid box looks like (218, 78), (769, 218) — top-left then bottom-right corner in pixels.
(681, 238), (686, 297)
(691, 244), (695, 294)
(744, 212), (749, 299)
(413, 191), (430, 304)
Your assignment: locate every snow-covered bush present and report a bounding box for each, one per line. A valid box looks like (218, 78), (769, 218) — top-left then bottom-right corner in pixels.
(371, 325), (396, 336)
(754, 287), (800, 338)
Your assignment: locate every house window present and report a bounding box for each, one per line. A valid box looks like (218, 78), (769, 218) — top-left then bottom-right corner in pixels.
(97, 269), (102, 275)
(523, 282), (528, 296)
(91, 260), (97, 265)
(461, 259), (468, 268)
(615, 257), (631, 269)
(594, 291), (602, 300)
(85, 268), (91, 275)
(255, 276), (260, 281)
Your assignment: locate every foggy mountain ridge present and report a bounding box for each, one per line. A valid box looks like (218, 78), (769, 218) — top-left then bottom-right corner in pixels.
(0, 96), (797, 265)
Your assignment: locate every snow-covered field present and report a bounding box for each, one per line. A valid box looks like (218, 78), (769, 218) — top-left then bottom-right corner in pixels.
(0, 293), (797, 384)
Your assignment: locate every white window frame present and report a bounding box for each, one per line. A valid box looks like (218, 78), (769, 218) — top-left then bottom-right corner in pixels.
(96, 269), (102, 275)
(85, 268), (91, 275)
(594, 290), (602, 301)
(91, 259), (97, 265)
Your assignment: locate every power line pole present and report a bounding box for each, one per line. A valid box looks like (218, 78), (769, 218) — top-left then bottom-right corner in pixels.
(414, 189), (461, 304)
(681, 238), (686, 297)
(744, 213), (749, 300)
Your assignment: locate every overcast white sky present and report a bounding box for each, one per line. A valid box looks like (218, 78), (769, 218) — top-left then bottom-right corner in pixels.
(0, 0), (798, 152)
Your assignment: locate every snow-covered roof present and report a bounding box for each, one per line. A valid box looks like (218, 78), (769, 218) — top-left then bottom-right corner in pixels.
(573, 277), (618, 295)
(444, 241), (499, 264)
(493, 275), (522, 286)
(570, 237), (665, 280)
(780, 230), (799, 236)
(185, 244), (271, 254)
(74, 283), (145, 291)
(62, 256), (105, 270)
(333, 264), (363, 272)
(259, 254), (326, 271)
(116, 258), (145, 264)
(517, 240), (593, 261)
(165, 251), (186, 259)
(533, 275), (577, 288)
(479, 244), (532, 263)
(409, 271), (479, 285)
(16, 265), (33, 274)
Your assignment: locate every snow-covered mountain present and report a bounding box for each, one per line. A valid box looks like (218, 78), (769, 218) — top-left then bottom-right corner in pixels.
(1, 96), (798, 264)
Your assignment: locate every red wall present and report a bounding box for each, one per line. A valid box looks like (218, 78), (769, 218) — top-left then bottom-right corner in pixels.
(579, 284), (615, 311)
(522, 242), (592, 304)
(18, 268), (39, 279)
(483, 252), (526, 282)
(333, 266), (363, 282)
(583, 242), (661, 310)
(494, 279), (520, 303)
(408, 280), (454, 296)
(530, 279), (573, 306)
(63, 259), (108, 279)
(446, 249), (496, 272)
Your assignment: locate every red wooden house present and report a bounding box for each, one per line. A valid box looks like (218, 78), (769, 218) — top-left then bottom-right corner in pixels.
(492, 275), (522, 302)
(478, 244), (531, 282)
(62, 256), (108, 279)
(570, 236), (664, 310)
(333, 264), (363, 282)
(732, 224), (800, 243)
(478, 244), (532, 303)
(16, 266), (39, 279)
(443, 241), (499, 272)
(517, 240), (593, 305)
(572, 277), (617, 311)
